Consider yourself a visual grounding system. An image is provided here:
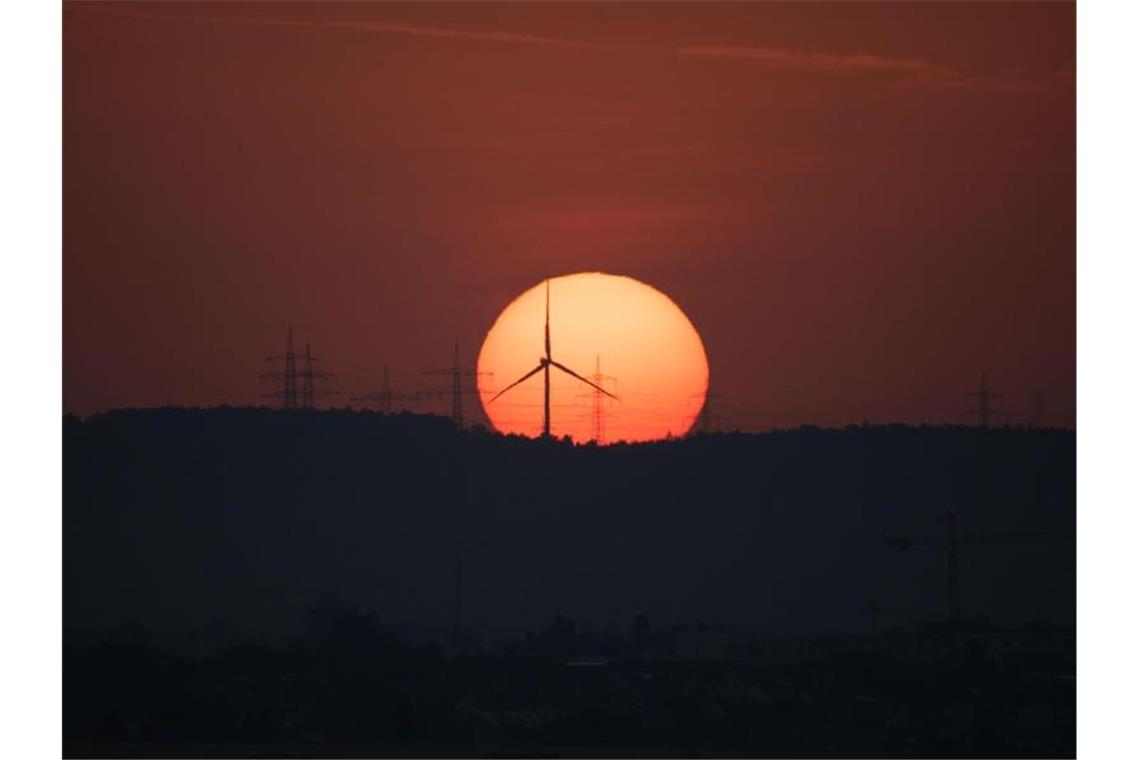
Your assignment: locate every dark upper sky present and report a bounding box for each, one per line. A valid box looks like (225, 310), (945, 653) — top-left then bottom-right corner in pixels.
(63, 1), (1074, 430)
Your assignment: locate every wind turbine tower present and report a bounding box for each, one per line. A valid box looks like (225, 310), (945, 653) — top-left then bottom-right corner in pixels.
(490, 279), (617, 438)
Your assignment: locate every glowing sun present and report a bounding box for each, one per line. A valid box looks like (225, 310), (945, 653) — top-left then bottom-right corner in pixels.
(477, 272), (709, 443)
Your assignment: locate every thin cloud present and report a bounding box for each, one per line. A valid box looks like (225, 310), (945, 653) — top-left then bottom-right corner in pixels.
(74, 6), (1064, 96)
(75, 5), (595, 49)
(677, 45), (965, 87)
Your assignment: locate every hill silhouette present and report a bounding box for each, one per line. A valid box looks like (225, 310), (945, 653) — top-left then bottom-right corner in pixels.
(64, 407), (1074, 647)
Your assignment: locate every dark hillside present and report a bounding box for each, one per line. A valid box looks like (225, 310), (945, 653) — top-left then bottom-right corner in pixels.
(64, 408), (1075, 644)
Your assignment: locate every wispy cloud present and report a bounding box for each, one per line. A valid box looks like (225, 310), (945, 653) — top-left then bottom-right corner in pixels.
(677, 45), (965, 87)
(75, 5), (1064, 97)
(75, 5), (595, 49)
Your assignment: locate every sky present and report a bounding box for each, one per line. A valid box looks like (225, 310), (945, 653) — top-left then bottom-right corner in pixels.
(63, 1), (1075, 430)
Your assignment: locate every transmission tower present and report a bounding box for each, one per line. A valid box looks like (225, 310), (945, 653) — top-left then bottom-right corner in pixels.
(422, 341), (493, 429)
(688, 392), (725, 435)
(262, 324), (299, 409)
(591, 356), (617, 444)
(574, 355), (617, 443)
(1029, 392), (1044, 429)
(351, 364), (422, 413)
(378, 364), (393, 413)
(298, 342), (339, 410)
(963, 372), (1006, 428)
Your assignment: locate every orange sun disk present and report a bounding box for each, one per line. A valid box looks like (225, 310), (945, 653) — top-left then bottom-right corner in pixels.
(477, 272), (709, 443)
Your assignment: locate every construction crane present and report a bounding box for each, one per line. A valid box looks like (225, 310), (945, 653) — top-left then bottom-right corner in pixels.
(885, 511), (1073, 623)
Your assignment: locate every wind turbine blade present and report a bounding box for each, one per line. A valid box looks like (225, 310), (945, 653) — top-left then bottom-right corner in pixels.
(549, 360), (618, 400)
(488, 363), (545, 403)
(544, 279), (551, 360)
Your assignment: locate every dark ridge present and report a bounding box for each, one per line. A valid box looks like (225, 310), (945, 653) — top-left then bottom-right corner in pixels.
(65, 407), (1074, 643)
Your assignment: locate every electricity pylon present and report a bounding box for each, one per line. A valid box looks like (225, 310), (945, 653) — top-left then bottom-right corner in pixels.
(351, 364), (421, 413)
(575, 355), (617, 443)
(262, 324), (299, 409)
(688, 391), (725, 435)
(300, 342), (337, 410)
(963, 372), (1006, 428)
(423, 341), (493, 429)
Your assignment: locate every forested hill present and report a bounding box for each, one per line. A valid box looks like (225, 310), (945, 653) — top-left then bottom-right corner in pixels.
(64, 408), (1075, 644)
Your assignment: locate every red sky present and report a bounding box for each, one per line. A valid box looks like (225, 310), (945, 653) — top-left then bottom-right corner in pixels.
(64, 1), (1075, 430)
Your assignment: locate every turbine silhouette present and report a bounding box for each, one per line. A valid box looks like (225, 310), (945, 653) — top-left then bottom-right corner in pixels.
(489, 279), (617, 438)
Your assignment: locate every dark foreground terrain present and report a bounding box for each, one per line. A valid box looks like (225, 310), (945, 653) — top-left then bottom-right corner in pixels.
(64, 408), (1075, 757)
(66, 613), (1074, 758)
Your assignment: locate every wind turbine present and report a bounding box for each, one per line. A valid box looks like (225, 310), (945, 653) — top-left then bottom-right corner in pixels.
(489, 279), (617, 438)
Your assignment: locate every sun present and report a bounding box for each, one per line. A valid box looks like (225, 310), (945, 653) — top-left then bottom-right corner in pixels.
(477, 273), (709, 443)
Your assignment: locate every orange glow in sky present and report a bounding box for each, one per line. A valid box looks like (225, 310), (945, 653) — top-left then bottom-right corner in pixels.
(477, 273), (709, 443)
